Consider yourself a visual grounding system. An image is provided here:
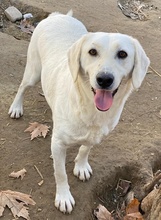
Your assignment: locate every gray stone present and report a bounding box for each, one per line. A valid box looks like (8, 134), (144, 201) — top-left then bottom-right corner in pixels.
(4, 6), (22, 22)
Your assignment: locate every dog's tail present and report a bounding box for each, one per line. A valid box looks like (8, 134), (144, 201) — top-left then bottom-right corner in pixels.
(66, 9), (73, 16)
(49, 9), (73, 17)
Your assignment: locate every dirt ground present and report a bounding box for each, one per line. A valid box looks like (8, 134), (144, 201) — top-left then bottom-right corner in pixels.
(0, 0), (161, 219)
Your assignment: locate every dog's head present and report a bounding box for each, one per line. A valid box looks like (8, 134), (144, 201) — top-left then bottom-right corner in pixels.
(68, 33), (150, 111)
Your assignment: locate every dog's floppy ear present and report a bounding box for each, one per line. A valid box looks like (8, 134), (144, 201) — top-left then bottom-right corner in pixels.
(68, 35), (86, 82)
(132, 39), (150, 89)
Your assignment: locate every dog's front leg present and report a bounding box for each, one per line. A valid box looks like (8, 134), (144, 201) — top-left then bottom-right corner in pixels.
(51, 136), (75, 214)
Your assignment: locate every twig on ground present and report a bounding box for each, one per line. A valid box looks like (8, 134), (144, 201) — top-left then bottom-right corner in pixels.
(149, 66), (161, 77)
(34, 165), (44, 186)
(34, 165), (44, 180)
(44, 109), (48, 114)
(29, 188), (33, 195)
(0, 5), (5, 10)
(39, 92), (45, 97)
(22, 137), (31, 141)
(144, 173), (161, 193)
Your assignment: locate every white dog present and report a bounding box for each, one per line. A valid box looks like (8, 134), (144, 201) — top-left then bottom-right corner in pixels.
(9, 11), (150, 213)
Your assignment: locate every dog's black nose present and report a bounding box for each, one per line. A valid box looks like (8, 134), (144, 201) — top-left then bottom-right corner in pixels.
(96, 72), (114, 89)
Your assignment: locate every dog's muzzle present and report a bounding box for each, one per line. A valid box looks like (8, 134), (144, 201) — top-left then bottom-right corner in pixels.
(91, 72), (119, 111)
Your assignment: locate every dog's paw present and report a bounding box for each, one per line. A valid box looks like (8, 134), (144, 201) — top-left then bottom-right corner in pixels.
(55, 190), (75, 214)
(73, 161), (93, 181)
(8, 104), (23, 118)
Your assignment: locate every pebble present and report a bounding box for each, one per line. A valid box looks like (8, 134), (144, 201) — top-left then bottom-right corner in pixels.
(23, 13), (33, 19)
(4, 6), (22, 22)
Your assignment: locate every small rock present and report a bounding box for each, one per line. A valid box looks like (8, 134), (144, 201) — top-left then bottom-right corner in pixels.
(23, 13), (33, 19)
(4, 6), (22, 22)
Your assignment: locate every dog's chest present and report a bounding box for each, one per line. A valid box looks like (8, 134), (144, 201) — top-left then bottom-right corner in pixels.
(55, 101), (120, 146)
(63, 116), (112, 146)
(85, 124), (110, 145)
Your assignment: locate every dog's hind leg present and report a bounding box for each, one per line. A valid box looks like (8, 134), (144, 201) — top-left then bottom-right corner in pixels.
(73, 145), (93, 181)
(8, 49), (41, 118)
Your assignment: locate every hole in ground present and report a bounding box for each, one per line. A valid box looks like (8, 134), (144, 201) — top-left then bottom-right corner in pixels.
(94, 164), (140, 210)
(92, 157), (161, 219)
(0, 0), (49, 41)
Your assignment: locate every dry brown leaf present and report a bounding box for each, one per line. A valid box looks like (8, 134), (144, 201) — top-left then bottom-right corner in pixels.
(127, 212), (144, 218)
(24, 122), (50, 140)
(124, 198), (144, 220)
(94, 204), (114, 220)
(18, 19), (35, 35)
(0, 190), (36, 220)
(141, 188), (159, 213)
(9, 168), (27, 180)
(126, 198), (140, 214)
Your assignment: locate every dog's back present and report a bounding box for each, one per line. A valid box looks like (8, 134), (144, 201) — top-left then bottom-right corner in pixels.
(29, 12), (88, 62)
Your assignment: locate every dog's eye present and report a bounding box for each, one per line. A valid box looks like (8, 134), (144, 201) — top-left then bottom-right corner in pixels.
(117, 50), (128, 59)
(89, 49), (98, 56)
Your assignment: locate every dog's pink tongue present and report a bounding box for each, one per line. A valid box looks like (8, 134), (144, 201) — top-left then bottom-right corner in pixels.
(94, 89), (113, 111)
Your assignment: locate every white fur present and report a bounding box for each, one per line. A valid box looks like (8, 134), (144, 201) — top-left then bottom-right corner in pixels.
(9, 12), (150, 213)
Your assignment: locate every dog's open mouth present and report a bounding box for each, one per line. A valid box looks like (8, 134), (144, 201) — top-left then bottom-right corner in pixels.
(91, 87), (118, 112)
